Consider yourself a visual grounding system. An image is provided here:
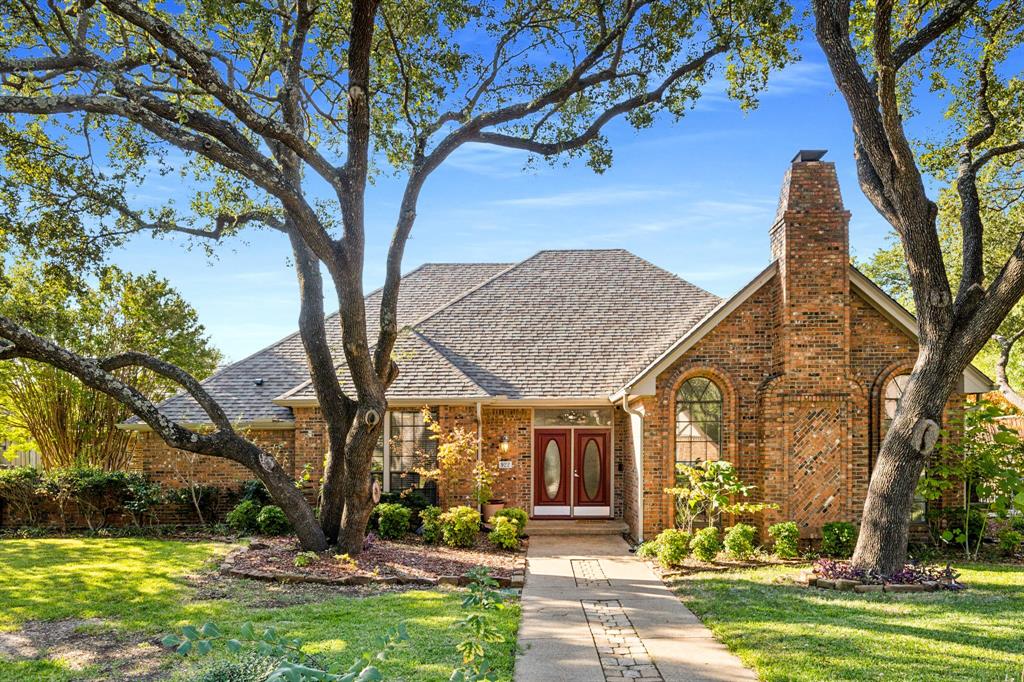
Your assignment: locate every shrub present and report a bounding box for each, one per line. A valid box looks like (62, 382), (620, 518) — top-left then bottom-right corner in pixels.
(488, 516), (520, 550)
(927, 507), (986, 551)
(293, 551), (318, 568)
(767, 521), (800, 558)
(420, 505), (444, 544)
(493, 507), (528, 537)
(690, 527), (721, 562)
(998, 528), (1023, 556)
(1011, 516), (1024, 532)
(226, 500), (262, 534)
(635, 539), (660, 559)
(256, 505), (289, 535)
(374, 489), (431, 528)
(0, 466), (41, 525)
(38, 467), (135, 530)
(821, 521), (857, 558)
(238, 480), (272, 506)
(723, 523), (757, 560)
(655, 529), (691, 568)
(440, 505), (480, 548)
(165, 484), (222, 525)
(122, 474), (164, 527)
(375, 503), (412, 540)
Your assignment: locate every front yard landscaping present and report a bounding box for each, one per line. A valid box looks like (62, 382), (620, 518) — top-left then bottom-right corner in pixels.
(0, 537), (520, 682)
(667, 562), (1024, 682)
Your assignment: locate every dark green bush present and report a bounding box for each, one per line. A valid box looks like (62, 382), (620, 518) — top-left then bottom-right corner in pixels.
(420, 505), (443, 544)
(0, 466), (41, 525)
(122, 474), (164, 527)
(1011, 516), (1024, 532)
(767, 521), (800, 558)
(821, 521), (857, 558)
(440, 505), (480, 548)
(226, 500), (262, 534)
(690, 527), (721, 562)
(238, 480), (272, 506)
(493, 507), (528, 537)
(165, 484), (223, 525)
(655, 529), (691, 567)
(375, 503), (412, 540)
(723, 523), (757, 560)
(998, 528), (1023, 555)
(39, 467), (136, 530)
(487, 516), (520, 550)
(256, 505), (290, 535)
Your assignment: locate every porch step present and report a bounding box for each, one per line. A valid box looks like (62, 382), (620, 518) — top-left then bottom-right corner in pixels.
(526, 519), (629, 536)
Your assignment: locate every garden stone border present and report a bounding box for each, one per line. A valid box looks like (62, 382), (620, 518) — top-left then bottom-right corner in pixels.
(793, 569), (949, 593)
(219, 544), (527, 589)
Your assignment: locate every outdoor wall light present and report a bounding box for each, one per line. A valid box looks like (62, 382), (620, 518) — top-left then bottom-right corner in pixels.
(499, 434), (510, 453)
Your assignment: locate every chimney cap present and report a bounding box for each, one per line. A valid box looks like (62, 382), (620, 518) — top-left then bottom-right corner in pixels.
(792, 149), (828, 163)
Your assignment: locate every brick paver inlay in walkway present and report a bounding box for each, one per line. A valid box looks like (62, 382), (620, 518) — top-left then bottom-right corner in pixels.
(582, 599), (663, 681)
(572, 559), (611, 587)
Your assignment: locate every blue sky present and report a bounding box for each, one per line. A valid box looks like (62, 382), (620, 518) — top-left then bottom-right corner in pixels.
(109, 38), (898, 362)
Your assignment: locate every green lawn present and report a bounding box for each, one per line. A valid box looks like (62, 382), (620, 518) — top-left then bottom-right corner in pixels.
(669, 563), (1024, 682)
(0, 538), (519, 682)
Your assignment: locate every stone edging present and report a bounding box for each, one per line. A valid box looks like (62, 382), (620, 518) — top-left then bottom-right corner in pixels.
(794, 569), (947, 593)
(219, 544), (527, 589)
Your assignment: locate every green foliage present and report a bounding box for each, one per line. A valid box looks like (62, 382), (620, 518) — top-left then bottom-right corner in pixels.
(472, 461), (497, 507)
(723, 523), (757, 560)
(256, 506), (290, 536)
(667, 460), (778, 532)
(655, 529), (692, 568)
(1012, 517), (1024, 532)
(453, 567), (509, 680)
(998, 528), (1023, 556)
(293, 551), (318, 568)
(487, 516), (520, 550)
(440, 506), (481, 548)
(419, 505), (444, 545)
(226, 500), (262, 534)
(195, 652), (283, 682)
(166, 484), (223, 526)
(690, 527), (722, 563)
(122, 475), (165, 527)
(821, 522), (857, 559)
(635, 539), (661, 560)
(0, 466), (40, 524)
(374, 490), (431, 529)
(374, 503), (412, 540)
(492, 507), (528, 537)
(238, 480), (272, 506)
(767, 521), (800, 559)
(0, 260), (221, 471)
(919, 402), (1024, 558)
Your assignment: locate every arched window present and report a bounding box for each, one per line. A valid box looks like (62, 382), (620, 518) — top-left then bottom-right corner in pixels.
(881, 372), (926, 522)
(675, 377), (723, 479)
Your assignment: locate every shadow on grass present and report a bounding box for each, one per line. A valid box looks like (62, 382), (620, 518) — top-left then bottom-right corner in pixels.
(668, 565), (1024, 682)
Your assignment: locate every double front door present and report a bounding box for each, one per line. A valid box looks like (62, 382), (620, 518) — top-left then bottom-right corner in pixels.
(533, 428), (610, 517)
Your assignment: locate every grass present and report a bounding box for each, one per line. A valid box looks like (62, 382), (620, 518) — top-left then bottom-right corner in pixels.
(0, 537), (519, 681)
(669, 562), (1024, 682)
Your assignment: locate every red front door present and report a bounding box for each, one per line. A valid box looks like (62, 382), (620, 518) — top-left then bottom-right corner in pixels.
(573, 430), (610, 508)
(533, 429), (570, 514)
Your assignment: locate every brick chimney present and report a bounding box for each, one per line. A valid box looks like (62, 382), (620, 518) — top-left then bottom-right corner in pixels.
(769, 150), (852, 387)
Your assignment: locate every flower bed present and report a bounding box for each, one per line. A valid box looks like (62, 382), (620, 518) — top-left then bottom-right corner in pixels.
(222, 534), (526, 587)
(794, 558), (965, 593)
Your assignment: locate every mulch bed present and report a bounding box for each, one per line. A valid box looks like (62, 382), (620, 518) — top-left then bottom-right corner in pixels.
(223, 534), (526, 587)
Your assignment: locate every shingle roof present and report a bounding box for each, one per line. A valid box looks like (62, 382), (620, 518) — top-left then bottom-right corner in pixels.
(145, 262), (512, 424)
(140, 250), (721, 425)
(412, 250), (720, 398)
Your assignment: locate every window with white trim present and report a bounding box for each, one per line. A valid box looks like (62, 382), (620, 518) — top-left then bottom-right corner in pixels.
(373, 409), (438, 503)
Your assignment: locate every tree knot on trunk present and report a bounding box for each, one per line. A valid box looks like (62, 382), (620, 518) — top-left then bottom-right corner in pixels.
(363, 408), (381, 427)
(258, 451), (276, 471)
(911, 418), (940, 455)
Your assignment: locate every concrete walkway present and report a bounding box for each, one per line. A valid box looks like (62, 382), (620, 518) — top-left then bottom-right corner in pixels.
(514, 535), (757, 682)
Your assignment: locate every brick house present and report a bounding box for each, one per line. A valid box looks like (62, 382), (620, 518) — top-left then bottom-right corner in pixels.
(123, 152), (991, 541)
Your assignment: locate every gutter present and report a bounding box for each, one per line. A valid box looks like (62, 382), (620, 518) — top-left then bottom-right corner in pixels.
(621, 394), (645, 543)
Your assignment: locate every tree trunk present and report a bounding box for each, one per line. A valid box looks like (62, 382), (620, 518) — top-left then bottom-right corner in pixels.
(852, 357), (960, 573)
(995, 331), (1024, 412)
(335, 413), (383, 554)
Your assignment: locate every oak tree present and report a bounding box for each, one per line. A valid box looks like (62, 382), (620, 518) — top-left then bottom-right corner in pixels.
(0, 0), (797, 552)
(813, 0), (1024, 572)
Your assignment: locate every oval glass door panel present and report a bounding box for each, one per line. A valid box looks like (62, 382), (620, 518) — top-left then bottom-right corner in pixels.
(543, 440), (561, 498)
(582, 439), (601, 500)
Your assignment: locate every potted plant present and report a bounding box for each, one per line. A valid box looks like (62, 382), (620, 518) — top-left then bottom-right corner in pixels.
(474, 461), (504, 521)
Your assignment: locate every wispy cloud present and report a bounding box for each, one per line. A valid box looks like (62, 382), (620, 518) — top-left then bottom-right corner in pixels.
(445, 143), (540, 178)
(494, 185), (680, 208)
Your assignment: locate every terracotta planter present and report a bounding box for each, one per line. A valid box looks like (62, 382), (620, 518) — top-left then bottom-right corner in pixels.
(482, 500), (506, 522)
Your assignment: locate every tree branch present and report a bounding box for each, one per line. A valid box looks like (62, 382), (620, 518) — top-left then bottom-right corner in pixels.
(994, 328), (1024, 412)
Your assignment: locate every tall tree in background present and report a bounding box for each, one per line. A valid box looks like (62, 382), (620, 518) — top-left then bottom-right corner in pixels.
(0, 0), (798, 552)
(0, 261), (221, 470)
(813, 0), (1024, 572)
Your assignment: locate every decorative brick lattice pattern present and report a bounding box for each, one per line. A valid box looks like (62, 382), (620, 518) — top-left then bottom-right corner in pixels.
(572, 559), (610, 587)
(582, 599), (663, 681)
